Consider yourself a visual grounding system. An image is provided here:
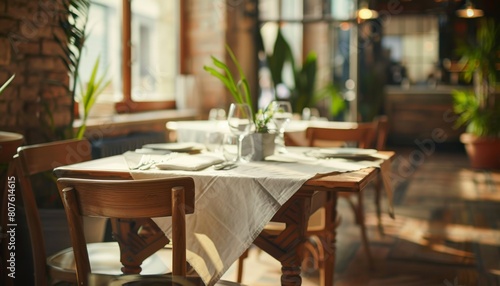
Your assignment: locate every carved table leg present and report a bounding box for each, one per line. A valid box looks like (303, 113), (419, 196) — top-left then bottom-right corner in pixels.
(110, 218), (170, 274)
(254, 192), (313, 286)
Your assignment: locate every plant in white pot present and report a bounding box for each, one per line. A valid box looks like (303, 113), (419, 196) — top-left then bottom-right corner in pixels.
(452, 18), (500, 169)
(204, 45), (276, 160)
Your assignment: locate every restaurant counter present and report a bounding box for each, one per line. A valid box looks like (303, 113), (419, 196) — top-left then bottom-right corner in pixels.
(384, 85), (469, 146)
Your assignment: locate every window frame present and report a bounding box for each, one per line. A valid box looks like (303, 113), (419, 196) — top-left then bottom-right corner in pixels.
(115, 0), (180, 113)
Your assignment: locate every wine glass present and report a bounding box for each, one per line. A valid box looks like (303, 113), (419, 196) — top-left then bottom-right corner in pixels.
(227, 103), (253, 163)
(269, 100), (292, 153)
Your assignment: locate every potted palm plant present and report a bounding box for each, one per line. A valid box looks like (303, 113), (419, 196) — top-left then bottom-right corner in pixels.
(452, 18), (500, 169)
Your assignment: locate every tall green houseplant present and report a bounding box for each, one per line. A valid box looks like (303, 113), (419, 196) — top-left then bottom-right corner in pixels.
(265, 29), (345, 118)
(452, 18), (500, 169)
(453, 18), (500, 137)
(54, 0), (91, 139)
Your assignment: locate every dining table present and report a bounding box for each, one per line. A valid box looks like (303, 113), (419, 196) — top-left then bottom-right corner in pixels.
(166, 119), (364, 148)
(53, 143), (395, 286)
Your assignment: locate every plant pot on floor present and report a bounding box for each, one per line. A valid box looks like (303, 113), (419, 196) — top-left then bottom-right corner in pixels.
(460, 133), (500, 170)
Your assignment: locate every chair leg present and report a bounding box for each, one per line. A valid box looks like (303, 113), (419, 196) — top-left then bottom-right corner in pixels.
(374, 177), (384, 235)
(356, 192), (374, 270)
(236, 248), (249, 283)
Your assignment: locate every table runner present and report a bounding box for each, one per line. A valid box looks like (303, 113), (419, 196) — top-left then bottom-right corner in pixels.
(130, 150), (388, 285)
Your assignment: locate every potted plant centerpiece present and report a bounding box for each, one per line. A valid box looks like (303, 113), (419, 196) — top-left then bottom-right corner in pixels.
(204, 45), (276, 160)
(452, 18), (500, 169)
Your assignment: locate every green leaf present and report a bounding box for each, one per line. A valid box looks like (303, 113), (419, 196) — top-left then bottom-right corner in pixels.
(203, 45), (254, 118)
(0, 74), (15, 95)
(76, 55), (111, 139)
(267, 29), (295, 93)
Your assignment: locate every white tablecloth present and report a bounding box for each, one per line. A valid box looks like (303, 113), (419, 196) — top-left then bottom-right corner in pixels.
(169, 120), (359, 146)
(130, 148), (387, 285)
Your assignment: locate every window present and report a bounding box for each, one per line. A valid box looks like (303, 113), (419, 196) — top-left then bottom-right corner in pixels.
(78, 0), (179, 113)
(382, 15), (439, 85)
(258, 0), (303, 108)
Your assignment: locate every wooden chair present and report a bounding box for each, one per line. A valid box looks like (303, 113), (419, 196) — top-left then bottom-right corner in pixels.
(236, 116), (389, 285)
(56, 177), (243, 286)
(303, 116), (389, 278)
(11, 139), (172, 286)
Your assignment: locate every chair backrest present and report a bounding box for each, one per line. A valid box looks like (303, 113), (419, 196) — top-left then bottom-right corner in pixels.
(56, 177), (195, 286)
(373, 115), (389, 151)
(305, 122), (377, 148)
(305, 116), (389, 150)
(14, 139), (92, 285)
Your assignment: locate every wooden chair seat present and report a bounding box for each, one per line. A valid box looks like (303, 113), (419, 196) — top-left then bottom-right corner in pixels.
(87, 273), (245, 286)
(46, 242), (172, 283)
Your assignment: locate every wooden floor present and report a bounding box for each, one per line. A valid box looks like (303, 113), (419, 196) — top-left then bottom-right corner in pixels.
(222, 146), (500, 286)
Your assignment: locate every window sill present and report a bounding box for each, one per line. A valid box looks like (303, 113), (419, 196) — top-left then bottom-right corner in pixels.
(73, 109), (198, 139)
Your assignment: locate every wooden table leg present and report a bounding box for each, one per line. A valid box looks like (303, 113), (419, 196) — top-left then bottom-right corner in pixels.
(303, 192), (339, 286)
(254, 192), (313, 286)
(110, 218), (170, 274)
(320, 192), (338, 286)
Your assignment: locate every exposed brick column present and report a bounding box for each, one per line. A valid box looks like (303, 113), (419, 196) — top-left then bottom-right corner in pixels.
(183, 0), (258, 119)
(0, 0), (70, 144)
(183, 0), (227, 119)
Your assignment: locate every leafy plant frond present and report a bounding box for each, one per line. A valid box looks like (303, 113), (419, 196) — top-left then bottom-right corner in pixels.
(264, 28), (346, 119)
(54, 0), (91, 139)
(227, 44), (252, 107)
(203, 45), (256, 120)
(76, 56), (111, 139)
(0, 74), (15, 96)
(452, 18), (500, 138)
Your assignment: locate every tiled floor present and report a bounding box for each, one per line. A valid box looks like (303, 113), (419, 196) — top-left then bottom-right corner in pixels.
(221, 147), (500, 285)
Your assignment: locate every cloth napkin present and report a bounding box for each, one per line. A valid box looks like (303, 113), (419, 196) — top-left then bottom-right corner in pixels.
(155, 154), (224, 171)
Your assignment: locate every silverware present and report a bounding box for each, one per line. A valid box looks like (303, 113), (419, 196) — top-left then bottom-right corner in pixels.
(213, 162), (237, 170)
(130, 153), (184, 170)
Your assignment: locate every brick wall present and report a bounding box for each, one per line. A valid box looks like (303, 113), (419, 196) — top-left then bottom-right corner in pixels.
(0, 0), (71, 144)
(183, 0), (227, 118)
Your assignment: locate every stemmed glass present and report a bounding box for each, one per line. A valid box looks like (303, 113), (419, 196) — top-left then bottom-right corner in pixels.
(269, 100), (292, 153)
(227, 103), (253, 163)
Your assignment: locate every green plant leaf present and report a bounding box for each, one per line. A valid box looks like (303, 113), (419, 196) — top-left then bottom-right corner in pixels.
(76, 55), (111, 139)
(267, 29), (295, 94)
(452, 18), (500, 137)
(54, 0), (91, 139)
(0, 74), (15, 95)
(226, 45), (252, 112)
(203, 45), (255, 119)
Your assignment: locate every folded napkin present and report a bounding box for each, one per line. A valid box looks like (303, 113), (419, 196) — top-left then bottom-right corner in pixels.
(155, 153), (224, 171)
(265, 152), (318, 163)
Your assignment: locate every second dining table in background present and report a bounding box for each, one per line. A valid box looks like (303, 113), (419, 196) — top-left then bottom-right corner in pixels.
(166, 119), (362, 147)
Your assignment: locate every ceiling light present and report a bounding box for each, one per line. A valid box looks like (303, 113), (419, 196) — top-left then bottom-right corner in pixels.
(456, 0), (484, 18)
(357, 1), (378, 20)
